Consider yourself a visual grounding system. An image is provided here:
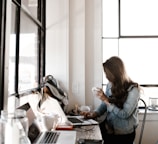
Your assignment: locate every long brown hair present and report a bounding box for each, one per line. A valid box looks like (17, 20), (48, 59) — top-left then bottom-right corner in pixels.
(103, 56), (139, 109)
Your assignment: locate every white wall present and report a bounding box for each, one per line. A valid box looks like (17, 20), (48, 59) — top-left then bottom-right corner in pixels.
(46, 0), (102, 111)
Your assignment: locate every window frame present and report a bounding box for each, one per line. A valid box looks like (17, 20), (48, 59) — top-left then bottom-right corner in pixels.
(102, 0), (158, 87)
(10, 0), (46, 96)
(0, 0), (46, 111)
(0, 0), (7, 111)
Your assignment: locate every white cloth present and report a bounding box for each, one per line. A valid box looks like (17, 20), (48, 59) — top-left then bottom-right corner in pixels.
(39, 94), (68, 124)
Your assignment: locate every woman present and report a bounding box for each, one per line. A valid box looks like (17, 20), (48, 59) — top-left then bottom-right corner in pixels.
(83, 56), (140, 144)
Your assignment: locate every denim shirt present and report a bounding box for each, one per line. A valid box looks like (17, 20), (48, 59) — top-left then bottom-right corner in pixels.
(95, 83), (140, 135)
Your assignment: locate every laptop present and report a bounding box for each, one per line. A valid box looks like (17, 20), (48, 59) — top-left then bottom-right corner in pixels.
(67, 115), (98, 126)
(18, 103), (76, 144)
(38, 96), (98, 127)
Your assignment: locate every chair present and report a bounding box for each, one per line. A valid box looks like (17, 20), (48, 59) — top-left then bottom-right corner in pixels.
(136, 98), (147, 144)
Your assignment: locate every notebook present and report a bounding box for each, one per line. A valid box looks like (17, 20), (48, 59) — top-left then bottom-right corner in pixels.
(18, 103), (76, 144)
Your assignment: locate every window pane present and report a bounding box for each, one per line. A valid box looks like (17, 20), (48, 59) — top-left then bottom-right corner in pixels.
(21, 0), (38, 19)
(102, 39), (119, 61)
(140, 87), (158, 107)
(102, 0), (118, 37)
(121, 0), (158, 36)
(119, 38), (158, 84)
(19, 11), (38, 91)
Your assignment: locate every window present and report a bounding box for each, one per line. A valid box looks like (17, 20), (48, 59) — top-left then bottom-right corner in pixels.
(102, 0), (158, 104)
(7, 0), (45, 110)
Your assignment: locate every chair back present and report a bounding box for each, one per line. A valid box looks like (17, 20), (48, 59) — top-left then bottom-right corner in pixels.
(137, 98), (147, 144)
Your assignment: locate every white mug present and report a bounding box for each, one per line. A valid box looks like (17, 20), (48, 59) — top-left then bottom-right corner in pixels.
(41, 113), (62, 131)
(79, 105), (91, 112)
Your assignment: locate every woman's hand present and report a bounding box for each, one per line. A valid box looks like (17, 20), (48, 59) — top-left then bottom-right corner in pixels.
(96, 89), (110, 105)
(80, 111), (98, 119)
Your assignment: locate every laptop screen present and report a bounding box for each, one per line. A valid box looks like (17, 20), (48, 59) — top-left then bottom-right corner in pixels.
(17, 103), (36, 126)
(17, 102), (77, 144)
(17, 103), (40, 143)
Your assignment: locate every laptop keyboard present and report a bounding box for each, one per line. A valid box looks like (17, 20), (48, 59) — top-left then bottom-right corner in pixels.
(68, 117), (83, 123)
(39, 131), (60, 144)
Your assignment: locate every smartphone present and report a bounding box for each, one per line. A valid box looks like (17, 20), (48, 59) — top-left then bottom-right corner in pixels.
(78, 139), (104, 144)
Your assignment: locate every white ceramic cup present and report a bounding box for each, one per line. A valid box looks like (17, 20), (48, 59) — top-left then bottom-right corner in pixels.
(41, 113), (62, 131)
(79, 106), (91, 112)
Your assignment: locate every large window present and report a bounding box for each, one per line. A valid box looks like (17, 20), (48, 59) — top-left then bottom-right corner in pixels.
(102, 0), (158, 105)
(7, 0), (45, 110)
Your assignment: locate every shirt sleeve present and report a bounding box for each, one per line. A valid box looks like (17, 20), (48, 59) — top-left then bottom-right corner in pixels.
(94, 83), (112, 116)
(95, 102), (107, 116)
(107, 87), (140, 119)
